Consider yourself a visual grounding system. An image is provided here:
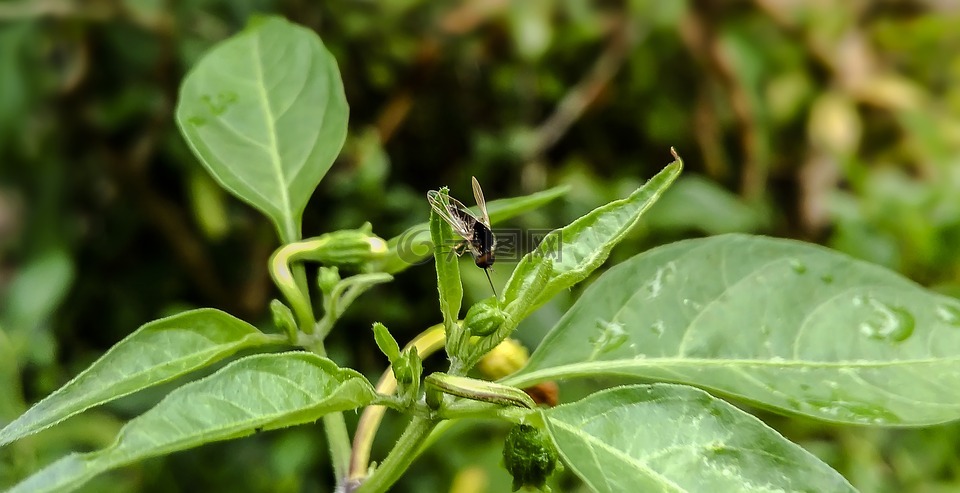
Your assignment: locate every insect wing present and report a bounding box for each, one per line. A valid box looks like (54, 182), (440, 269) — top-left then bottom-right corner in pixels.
(427, 190), (474, 239)
(471, 176), (491, 227)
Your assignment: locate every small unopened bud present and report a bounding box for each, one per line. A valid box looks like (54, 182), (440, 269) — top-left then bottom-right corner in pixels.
(269, 299), (298, 342)
(464, 298), (507, 337)
(317, 266), (341, 293)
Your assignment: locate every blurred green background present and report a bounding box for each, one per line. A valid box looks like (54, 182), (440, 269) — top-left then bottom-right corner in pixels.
(3, 1), (960, 492)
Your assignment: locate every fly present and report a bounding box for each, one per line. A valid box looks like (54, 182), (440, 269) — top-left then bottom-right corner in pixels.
(427, 177), (497, 297)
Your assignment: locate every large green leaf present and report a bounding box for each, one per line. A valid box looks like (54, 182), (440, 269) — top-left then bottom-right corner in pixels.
(501, 154), (683, 322)
(176, 16), (348, 243)
(544, 384), (855, 493)
(6, 352), (377, 493)
(509, 234), (960, 426)
(0, 308), (282, 447)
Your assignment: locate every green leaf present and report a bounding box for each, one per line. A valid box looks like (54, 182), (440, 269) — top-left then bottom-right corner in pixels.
(0, 308), (280, 447)
(502, 154), (682, 321)
(544, 384), (855, 493)
(511, 234), (960, 426)
(372, 322), (401, 364)
(380, 185), (570, 274)
(6, 352), (376, 493)
(175, 16), (348, 243)
(430, 188), (463, 336)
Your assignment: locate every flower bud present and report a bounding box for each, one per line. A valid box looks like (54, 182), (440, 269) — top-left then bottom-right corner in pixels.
(502, 423), (559, 492)
(317, 266), (341, 294)
(464, 298), (507, 337)
(269, 299), (298, 342)
(316, 229), (388, 266)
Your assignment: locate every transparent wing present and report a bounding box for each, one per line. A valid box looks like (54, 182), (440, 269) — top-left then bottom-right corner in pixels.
(427, 190), (474, 239)
(471, 176), (491, 227)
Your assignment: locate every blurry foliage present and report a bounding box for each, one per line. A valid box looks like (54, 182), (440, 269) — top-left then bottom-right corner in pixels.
(2, 0), (960, 491)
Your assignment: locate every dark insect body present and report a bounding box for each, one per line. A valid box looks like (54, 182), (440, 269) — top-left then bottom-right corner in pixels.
(427, 177), (497, 296)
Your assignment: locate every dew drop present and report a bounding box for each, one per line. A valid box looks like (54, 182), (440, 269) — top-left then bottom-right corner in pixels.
(858, 299), (915, 342)
(935, 304), (960, 327)
(650, 320), (666, 337)
(645, 271), (663, 299)
(789, 259), (807, 274)
(588, 319), (629, 358)
(820, 274), (834, 284)
(645, 263), (676, 299)
(682, 298), (703, 310)
(188, 115), (207, 126)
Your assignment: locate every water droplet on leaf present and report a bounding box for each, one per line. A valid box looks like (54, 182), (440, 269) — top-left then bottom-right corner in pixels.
(645, 263), (675, 299)
(682, 298), (703, 310)
(789, 259), (807, 274)
(650, 320), (665, 336)
(588, 319), (628, 359)
(935, 304), (960, 327)
(858, 298), (914, 342)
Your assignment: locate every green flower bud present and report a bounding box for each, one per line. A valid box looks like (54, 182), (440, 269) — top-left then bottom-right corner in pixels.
(269, 299), (298, 343)
(317, 266), (341, 294)
(464, 298), (507, 336)
(502, 423), (559, 492)
(316, 229), (388, 266)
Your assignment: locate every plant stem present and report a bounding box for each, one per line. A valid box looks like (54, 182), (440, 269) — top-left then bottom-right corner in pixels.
(307, 342), (352, 483)
(323, 413), (353, 483)
(269, 245), (318, 332)
(353, 416), (439, 493)
(349, 324), (446, 482)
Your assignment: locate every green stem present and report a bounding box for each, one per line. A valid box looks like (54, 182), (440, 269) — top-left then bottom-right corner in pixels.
(323, 412), (352, 483)
(270, 243), (320, 333)
(306, 342), (352, 483)
(349, 324), (446, 483)
(354, 416), (439, 493)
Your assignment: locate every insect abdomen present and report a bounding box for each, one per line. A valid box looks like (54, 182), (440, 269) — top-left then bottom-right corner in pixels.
(473, 222), (495, 268)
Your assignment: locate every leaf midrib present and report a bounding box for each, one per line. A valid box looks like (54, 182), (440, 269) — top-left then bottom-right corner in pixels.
(0, 332), (269, 447)
(252, 33), (294, 240)
(505, 355), (960, 388)
(549, 418), (687, 493)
